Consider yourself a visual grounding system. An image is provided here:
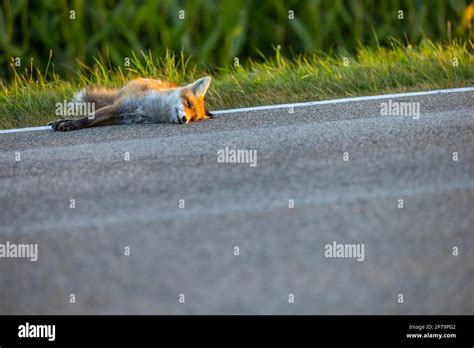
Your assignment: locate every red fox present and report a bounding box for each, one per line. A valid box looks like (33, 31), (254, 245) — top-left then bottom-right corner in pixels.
(49, 76), (213, 131)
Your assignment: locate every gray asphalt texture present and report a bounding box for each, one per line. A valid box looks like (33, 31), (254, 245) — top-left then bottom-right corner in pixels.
(0, 91), (473, 314)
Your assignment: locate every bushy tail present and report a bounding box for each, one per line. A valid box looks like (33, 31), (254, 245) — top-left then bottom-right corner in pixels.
(73, 87), (119, 110)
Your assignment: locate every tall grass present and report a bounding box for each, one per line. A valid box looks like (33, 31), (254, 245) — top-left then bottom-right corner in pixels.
(1, 0), (473, 79)
(1, 39), (473, 129)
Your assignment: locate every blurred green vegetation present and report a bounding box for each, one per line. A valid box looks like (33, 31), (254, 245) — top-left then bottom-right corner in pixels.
(1, 0), (474, 80)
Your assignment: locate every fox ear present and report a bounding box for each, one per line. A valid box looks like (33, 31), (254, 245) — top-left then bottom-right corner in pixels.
(187, 76), (211, 97)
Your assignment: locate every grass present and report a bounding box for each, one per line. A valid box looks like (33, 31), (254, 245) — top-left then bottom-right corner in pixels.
(2, 0), (473, 76)
(0, 39), (473, 130)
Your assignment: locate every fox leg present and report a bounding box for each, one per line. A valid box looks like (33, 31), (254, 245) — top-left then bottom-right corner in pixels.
(50, 105), (121, 131)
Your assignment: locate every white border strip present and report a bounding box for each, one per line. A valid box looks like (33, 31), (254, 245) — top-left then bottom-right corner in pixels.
(0, 126), (51, 134)
(213, 86), (474, 114)
(1, 86), (473, 134)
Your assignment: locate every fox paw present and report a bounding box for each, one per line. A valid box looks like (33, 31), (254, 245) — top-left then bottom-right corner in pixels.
(49, 120), (78, 132)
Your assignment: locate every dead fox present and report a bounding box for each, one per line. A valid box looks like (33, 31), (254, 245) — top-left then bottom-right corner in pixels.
(49, 76), (213, 131)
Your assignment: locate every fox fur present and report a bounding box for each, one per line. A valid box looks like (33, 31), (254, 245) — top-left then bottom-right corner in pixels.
(49, 76), (213, 131)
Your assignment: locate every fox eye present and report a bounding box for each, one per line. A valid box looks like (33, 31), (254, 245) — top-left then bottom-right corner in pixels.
(185, 99), (192, 108)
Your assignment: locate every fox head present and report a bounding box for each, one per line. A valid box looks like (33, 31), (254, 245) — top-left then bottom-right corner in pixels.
(175, 76), (213, 124)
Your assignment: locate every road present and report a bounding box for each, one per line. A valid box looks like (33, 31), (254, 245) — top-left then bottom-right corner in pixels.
(0, 90), (473, 314)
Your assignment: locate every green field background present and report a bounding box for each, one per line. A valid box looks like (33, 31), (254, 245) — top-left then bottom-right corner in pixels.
(1, 0), (473, 79)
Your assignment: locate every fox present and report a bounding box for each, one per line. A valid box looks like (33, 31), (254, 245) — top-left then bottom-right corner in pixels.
(49, 76), (213, 131)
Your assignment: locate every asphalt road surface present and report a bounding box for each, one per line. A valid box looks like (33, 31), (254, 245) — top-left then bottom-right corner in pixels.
(0, 90), (473, 314)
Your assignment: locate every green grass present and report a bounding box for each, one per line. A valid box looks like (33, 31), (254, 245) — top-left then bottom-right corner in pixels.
(0, 39), (473, 130)
(2, 0), (473, 77)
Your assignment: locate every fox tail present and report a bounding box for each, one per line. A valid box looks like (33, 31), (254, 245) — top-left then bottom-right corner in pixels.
(73, 87), (119, 110)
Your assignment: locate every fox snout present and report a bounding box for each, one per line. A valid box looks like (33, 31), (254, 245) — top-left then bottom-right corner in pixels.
(175, 105), (189, 124)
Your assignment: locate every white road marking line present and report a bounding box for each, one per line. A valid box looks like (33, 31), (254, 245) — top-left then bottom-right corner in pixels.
(213, 86), (474, 114)
(1, 86), (473, 134)
(0, 126), (51, 134)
